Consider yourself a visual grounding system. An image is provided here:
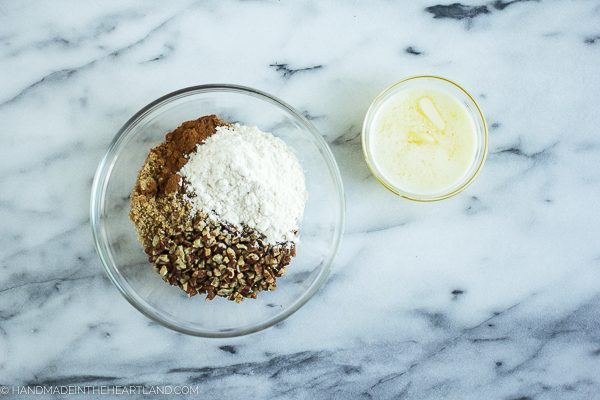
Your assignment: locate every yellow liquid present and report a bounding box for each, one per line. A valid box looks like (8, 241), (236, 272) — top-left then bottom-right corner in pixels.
(370, 88), (476, 195)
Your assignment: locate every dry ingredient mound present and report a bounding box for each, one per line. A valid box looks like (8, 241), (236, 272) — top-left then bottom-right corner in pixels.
(129, 115), (306, 302)
(181, 123), (307, 245)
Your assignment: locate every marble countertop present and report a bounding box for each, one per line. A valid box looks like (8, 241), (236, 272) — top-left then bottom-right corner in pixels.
(2, 1), (600, 398)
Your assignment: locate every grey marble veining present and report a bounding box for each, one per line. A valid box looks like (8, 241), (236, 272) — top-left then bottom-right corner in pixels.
(1, 0), (600, 399)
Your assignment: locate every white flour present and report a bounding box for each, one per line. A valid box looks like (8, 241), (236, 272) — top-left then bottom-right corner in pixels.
(180, 123), (307, 244)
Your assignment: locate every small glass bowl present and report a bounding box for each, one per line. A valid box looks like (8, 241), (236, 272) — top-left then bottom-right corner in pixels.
(362, 76), (488, 201)
(90, 85), (345, 337)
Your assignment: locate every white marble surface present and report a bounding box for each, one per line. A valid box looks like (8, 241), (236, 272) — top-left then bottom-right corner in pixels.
(2, 0), (600, 398)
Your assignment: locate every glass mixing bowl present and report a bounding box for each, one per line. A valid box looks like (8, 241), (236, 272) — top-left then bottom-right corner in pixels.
(362, 76), (488, 201)
(91, 85), (345, 337)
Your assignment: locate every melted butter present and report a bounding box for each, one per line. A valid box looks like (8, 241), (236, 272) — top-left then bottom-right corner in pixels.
(370, 87), (476, 195)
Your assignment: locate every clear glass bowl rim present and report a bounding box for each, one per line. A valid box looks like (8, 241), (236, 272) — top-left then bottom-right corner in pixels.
(90, 84), (346, 337)
(361, 75), (489, 202)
